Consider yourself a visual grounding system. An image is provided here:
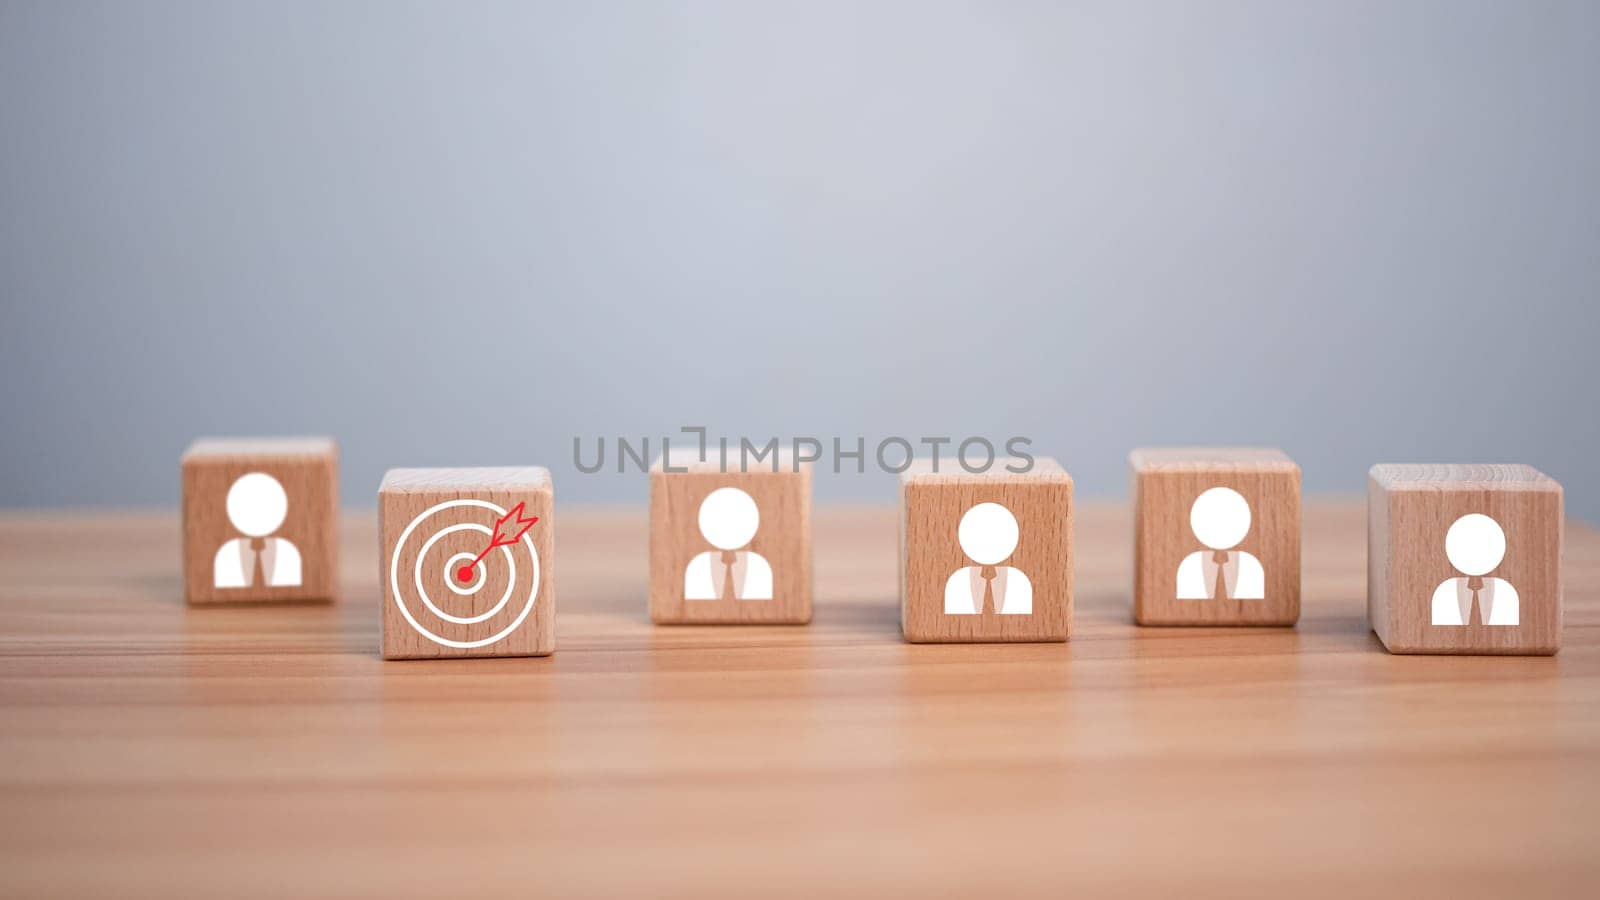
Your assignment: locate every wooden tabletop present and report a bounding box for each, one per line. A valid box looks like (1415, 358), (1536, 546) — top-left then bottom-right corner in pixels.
(2, 501), (1597, 898)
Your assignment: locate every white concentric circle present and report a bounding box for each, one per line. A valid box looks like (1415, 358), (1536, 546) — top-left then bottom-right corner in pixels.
(443, 552), (485, 596)
(415, 523), (515, 623)
(389, 499), (540, 649)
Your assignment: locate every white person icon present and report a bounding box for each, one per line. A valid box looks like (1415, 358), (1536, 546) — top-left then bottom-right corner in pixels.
(944, 502), (1033, 614)
(684, 487), (774, 601)
(213, 472), (302, 589)
(1176, 487), (1264, 600)
(1432, 513), (1519, 626)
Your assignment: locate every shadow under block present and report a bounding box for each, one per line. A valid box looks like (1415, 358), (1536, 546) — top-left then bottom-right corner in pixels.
(1130, 447), (1301, 626)
(1368, 464), (1562, 656)
(181, 437), (338, 605)
(648, 453), (812, 624)
(379, 467), (555, 660)
(900, 458), (1073, 643)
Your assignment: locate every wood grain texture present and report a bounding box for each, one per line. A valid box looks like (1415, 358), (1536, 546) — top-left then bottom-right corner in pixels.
(1130, 447), (1301, 626)
(2, 501), (1598, 899)
(180, 437), (337, 604)
(648, 453), (811, 624)
(900, 458), (1072, 642)
(1369, 464), (1562, 655)
(378, 467), (554, 659)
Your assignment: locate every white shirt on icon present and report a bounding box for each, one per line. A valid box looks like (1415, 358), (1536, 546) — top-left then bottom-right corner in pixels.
(214, 537), (302, 588)
(685, 550), (773, 600)
(1431, 576), (1519, 626)
(1176, 551), (1265, 600)
(944, 565), (1032, 614)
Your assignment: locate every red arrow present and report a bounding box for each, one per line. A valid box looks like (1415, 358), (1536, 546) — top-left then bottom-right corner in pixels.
(456, 502), (538, 583)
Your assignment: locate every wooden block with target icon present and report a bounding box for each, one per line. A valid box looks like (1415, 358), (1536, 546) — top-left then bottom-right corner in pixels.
(380, 467), (554, 660)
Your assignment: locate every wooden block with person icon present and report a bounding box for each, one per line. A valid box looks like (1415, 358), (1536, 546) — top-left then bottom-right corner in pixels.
(1368, 464), (1562, 655)
(900, 457), (1073, 643)
(1130, 447), (1301, 626)
(379, 467), (555, 660)
(649, 449), (812, 624)
(181, 437), (339, 605)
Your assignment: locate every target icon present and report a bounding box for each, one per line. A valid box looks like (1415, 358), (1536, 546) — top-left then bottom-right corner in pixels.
(389, 498), (541, 649)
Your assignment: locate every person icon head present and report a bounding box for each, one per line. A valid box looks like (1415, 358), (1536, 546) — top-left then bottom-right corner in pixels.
(945, 502), (1032, 615)
(957, 502), (1019, 565)
(685, 487), (773, 601)
(215, 472), (302, 588)
(1444, 513), (1506, 577)
(1433, 513), (1518, 626)
(1190, 487), (1251, 551)
(699, 487), (759, 550)
(1176, 487), (1264, 600)
(227, 472), (289, 538)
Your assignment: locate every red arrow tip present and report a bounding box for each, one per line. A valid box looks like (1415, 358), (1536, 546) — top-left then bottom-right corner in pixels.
(490, 502), (539, 548)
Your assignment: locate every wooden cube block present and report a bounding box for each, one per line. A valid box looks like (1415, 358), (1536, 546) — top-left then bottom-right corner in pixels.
(181, 437), (338, 605)
(1130, 448), (1301, 626)
(900, 457), (1072, 643)
(380, 467), (555, 660)
(1368, 464), (1562, 656)
(649, 451), (812, 624)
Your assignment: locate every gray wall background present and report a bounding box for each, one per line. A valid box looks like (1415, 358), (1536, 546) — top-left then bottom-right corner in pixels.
(3, 1), (1597, 518)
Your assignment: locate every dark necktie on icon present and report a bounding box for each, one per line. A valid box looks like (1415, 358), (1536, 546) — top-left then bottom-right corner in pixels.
(249, 537), (267, 588)
(980, 565), (998, 614)
(1212, 550), (1230, 600)
(1454, 575), (1496, 625)
(720, 550), (739, 601)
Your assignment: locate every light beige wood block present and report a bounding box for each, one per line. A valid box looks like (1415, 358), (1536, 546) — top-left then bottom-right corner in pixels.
(181, 437), (338, 605)
(649, 451), (812, 624)
(379, 467), (555, 660)
(1369, 464), (1562, 655)
(1130, 447), (1301, 626)
(900, 457), (1072, 643)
